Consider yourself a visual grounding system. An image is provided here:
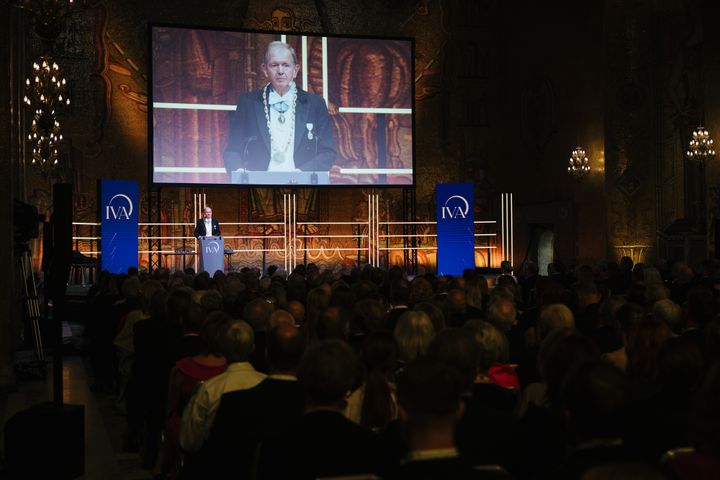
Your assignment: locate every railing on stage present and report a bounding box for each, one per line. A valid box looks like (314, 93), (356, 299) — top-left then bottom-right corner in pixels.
(71, 193), (514, 273)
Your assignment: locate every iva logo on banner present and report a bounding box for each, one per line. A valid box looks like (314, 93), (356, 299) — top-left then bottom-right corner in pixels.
(105, 194), (134, 220)
(440, 195), (470, 219)
(205, 241), (220, 254)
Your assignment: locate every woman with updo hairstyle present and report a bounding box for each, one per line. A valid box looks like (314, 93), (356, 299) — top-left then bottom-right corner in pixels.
(154, 311), (229, 479)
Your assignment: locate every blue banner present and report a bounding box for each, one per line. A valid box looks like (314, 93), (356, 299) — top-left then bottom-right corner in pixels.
(436, 183), (475, 276)
(100, 179), (138, 274)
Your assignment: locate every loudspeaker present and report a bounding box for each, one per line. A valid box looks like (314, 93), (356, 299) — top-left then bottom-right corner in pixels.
(3, 402), (85, 479)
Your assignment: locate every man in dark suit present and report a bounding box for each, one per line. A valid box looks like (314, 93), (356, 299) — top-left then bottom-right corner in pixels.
(223, 41), (336, 175)
(193, 206), (221, 239)
(257, 339), (383, 480)
(201, 323), (306, 479)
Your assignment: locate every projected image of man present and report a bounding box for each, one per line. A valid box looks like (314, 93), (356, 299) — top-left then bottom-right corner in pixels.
(223, 41), (336, 174)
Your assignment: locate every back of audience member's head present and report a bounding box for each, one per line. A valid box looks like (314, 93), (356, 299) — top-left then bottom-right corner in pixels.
(200, 310), (231, 356)
(644, 283), (669, 307)
(121, 275), (141, 302)
(181, 302), (205, 334)
(408, 277), (434, 306)
(218, 318), (254, 363)
(149, 289), (169, 321)
(193, 271), (211, 291)
(389, 277), (411, 306)
(200, 289), (223, 314)
(500, 260), (513, 275)
(286, 300), (305, 326)
(464, 281), (483, 311)
(267, 309), (295, 330)
(599, 295), (626, 327)
(575, 281), (602, 310)
(352, 279), (379, 301)
(486, 297), (517, 334)
(329, 282), (356, 310)
(138, 279), (164, 313)
(266, 323), (305, 374)
(540, 283), (571, 307)
(465, 319), (509, 373)
(444, 289), (467, 314)
(413, 302), (447, 333)
(538, 329), (600, 406)
(657, 336), (704, 393)
(644, 266), (664, 286)
(359, 331), (399, 430)
(305, 287), (330, 315)
(166, 287), (194, 329)
(616, 302), (645, 342)
(427, 328), (479, 391)
(353, 298), (387, 334)
(297, 339), (360, 408)
(538, 303), (575, 340)
(562, 361), (628, 441)
(317, 306), (351, 341)
(619, 256), (633, 272)
(652, 298), (682, 333)
(396, 358), (465, 431)
(627, 318), (672, 379)
(243, 298), (273, 332)
(394, 310), (436, 363)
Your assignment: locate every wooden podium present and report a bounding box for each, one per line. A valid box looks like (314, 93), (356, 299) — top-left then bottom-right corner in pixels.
(198, 236), (225, 274)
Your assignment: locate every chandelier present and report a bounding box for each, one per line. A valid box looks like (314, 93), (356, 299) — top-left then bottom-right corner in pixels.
(686, 126), (715, 164)
(568, 146), (590, 178)
(23, 55), (70, 173)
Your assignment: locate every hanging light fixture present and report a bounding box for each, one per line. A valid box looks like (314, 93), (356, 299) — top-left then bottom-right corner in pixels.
(568, 146), (591, 178)
(23, 55), (69, 173)
(686, 126), (715, 165)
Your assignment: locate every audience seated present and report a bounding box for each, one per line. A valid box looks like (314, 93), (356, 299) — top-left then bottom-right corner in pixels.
(77, 257), (718, 480)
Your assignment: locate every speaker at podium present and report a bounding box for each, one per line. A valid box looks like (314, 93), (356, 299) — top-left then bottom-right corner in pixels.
(199, 236), (225, 274)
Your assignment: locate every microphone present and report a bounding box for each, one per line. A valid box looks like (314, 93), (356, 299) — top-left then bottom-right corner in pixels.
(241, 136), (258, 169)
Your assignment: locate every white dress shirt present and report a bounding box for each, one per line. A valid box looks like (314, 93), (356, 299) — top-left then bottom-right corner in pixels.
(179, 362), (266, 452)
(267, 83), (296, 172)
(204, 219), (213, 236)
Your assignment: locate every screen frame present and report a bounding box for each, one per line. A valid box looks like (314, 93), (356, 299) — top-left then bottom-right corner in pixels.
(147, 22), (416, 189)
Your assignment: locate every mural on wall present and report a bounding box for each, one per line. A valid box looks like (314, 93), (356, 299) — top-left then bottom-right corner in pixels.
(604, 2), (658, 262)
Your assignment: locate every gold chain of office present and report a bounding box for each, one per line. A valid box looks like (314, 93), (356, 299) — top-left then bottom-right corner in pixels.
(262, 83), (297, 164)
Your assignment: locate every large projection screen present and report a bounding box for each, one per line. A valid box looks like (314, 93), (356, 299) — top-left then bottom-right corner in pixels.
(150, 25), (415, 187)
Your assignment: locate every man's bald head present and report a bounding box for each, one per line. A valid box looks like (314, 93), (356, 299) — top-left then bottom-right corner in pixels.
(287, 300), (306, 326)
(268, 309), (295, 330)
(266, 323), (306, 373)
(487, 298), (517, 333)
